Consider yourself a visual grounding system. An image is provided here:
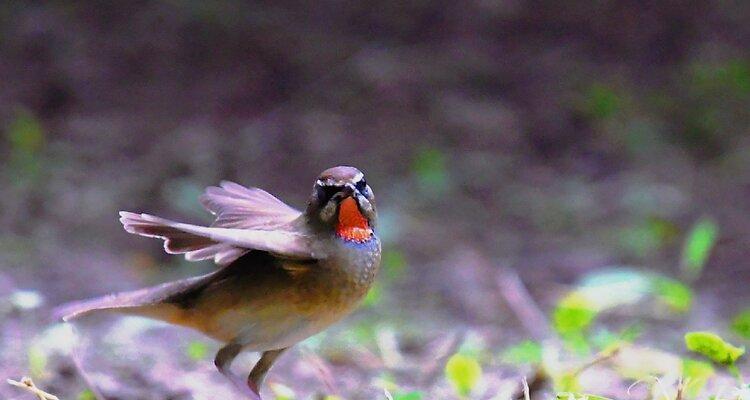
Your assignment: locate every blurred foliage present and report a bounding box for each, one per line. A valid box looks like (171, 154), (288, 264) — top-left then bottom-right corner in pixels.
(690, 60), (750, 97)
(553, 292), (597, 354)
(501, 340), (543, 365)
(27, 345), (47, 379)
(682, 358), (715, 398)
(553, 267), (693, 353)
(185, 340), (209, 361)
(269, 382), (296, 400)
(4, 109), (46, 183)
(731, 309), (750, 340)
(412, 147), (449, 197)
(582, 84), (622, 120)
(77, 389), (97, 400)
(681, 217), (719, 281)
(590, 324), (642, 352)
(556, 393), (613, 400)
(444, 353), (482, 397)
(685, 331), (745, 366)
(652, 277), (692, 313)
(7, 109), (44, 154)
(618, 217), (679, 258)
(553, 372), (582, 393)
(387, 390), (424, 400)
(381, 249), (408, 280)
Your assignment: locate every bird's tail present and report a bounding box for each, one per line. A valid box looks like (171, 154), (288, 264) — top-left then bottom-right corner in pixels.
(53, 274), (210, 322)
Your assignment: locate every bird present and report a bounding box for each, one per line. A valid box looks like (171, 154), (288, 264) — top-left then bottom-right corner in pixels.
(56, 165), (381, 399)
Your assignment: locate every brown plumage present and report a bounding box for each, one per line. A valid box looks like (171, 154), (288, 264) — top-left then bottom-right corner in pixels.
(56, 166), (381, 399)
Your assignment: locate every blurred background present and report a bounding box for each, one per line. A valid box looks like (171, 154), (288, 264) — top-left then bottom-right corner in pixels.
(1, 2), (750, 399)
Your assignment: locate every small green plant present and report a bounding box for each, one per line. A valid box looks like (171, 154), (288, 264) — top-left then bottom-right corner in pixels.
(444, 353), (482, 397)
(553, 292), (598, 354)
(685, 331), (744, 381)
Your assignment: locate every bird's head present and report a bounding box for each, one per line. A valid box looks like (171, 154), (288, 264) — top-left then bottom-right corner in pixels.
(306, 166), (376, 243)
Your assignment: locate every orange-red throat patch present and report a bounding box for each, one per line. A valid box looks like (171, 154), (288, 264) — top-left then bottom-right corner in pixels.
(336, 196), (372, 243)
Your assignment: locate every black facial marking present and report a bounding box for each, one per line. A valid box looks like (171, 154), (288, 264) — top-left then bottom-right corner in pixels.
(317, 184), (341, 204)
(355, 178), (367, 193)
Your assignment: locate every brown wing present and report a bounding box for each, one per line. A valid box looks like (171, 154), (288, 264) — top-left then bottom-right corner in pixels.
(119, 181), (309, 265)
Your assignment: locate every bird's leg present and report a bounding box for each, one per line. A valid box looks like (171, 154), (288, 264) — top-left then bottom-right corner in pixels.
(215, 343), (261, 400)
(247, 347), (289, 396)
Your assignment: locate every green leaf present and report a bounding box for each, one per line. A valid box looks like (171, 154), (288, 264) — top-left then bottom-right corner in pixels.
(553, 292), (598, 354)
(501, 340), (543, 365)
(556, 393), (614, 400)
(652, 277), (693, 312)
(444, 353), (482, 397)
(392, 391), (424, 400)
(681, 358), (715, 398)
(78, 389), (97, 400)
(681, 217), (718, 280)
(553, 373), (581, 393)
(731, 309), (750, 340)
(185, 341), (209, 360)
(685, 331), (745, 365)
(553, 292), (598, 335)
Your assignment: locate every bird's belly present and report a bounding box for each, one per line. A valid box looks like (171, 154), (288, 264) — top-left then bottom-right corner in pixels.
(184, 272), (369, 349)
(212, 305), (352, 351)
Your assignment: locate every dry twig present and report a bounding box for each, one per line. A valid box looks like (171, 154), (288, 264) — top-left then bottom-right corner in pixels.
(675, 377), (684, 400)
(522, 376), (531, 400)
(418, 330), (465, 386)
(300, 349), (337, 394)
(569, 346), (622, 377)
(7, 377), (59, 400)
(496, 267), (553, 343)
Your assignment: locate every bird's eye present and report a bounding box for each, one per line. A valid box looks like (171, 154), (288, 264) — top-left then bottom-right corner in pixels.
(355, 179), (367, 193)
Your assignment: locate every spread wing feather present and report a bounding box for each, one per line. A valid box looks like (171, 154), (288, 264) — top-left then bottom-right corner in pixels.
(119, 181), (309, 265)
(200, 181), (301, 229)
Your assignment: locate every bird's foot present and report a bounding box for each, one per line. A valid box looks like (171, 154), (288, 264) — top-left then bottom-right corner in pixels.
(247, 380), (261, 399)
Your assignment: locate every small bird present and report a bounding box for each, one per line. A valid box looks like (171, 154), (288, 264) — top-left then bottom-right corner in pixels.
(57, 166), (381, 399)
